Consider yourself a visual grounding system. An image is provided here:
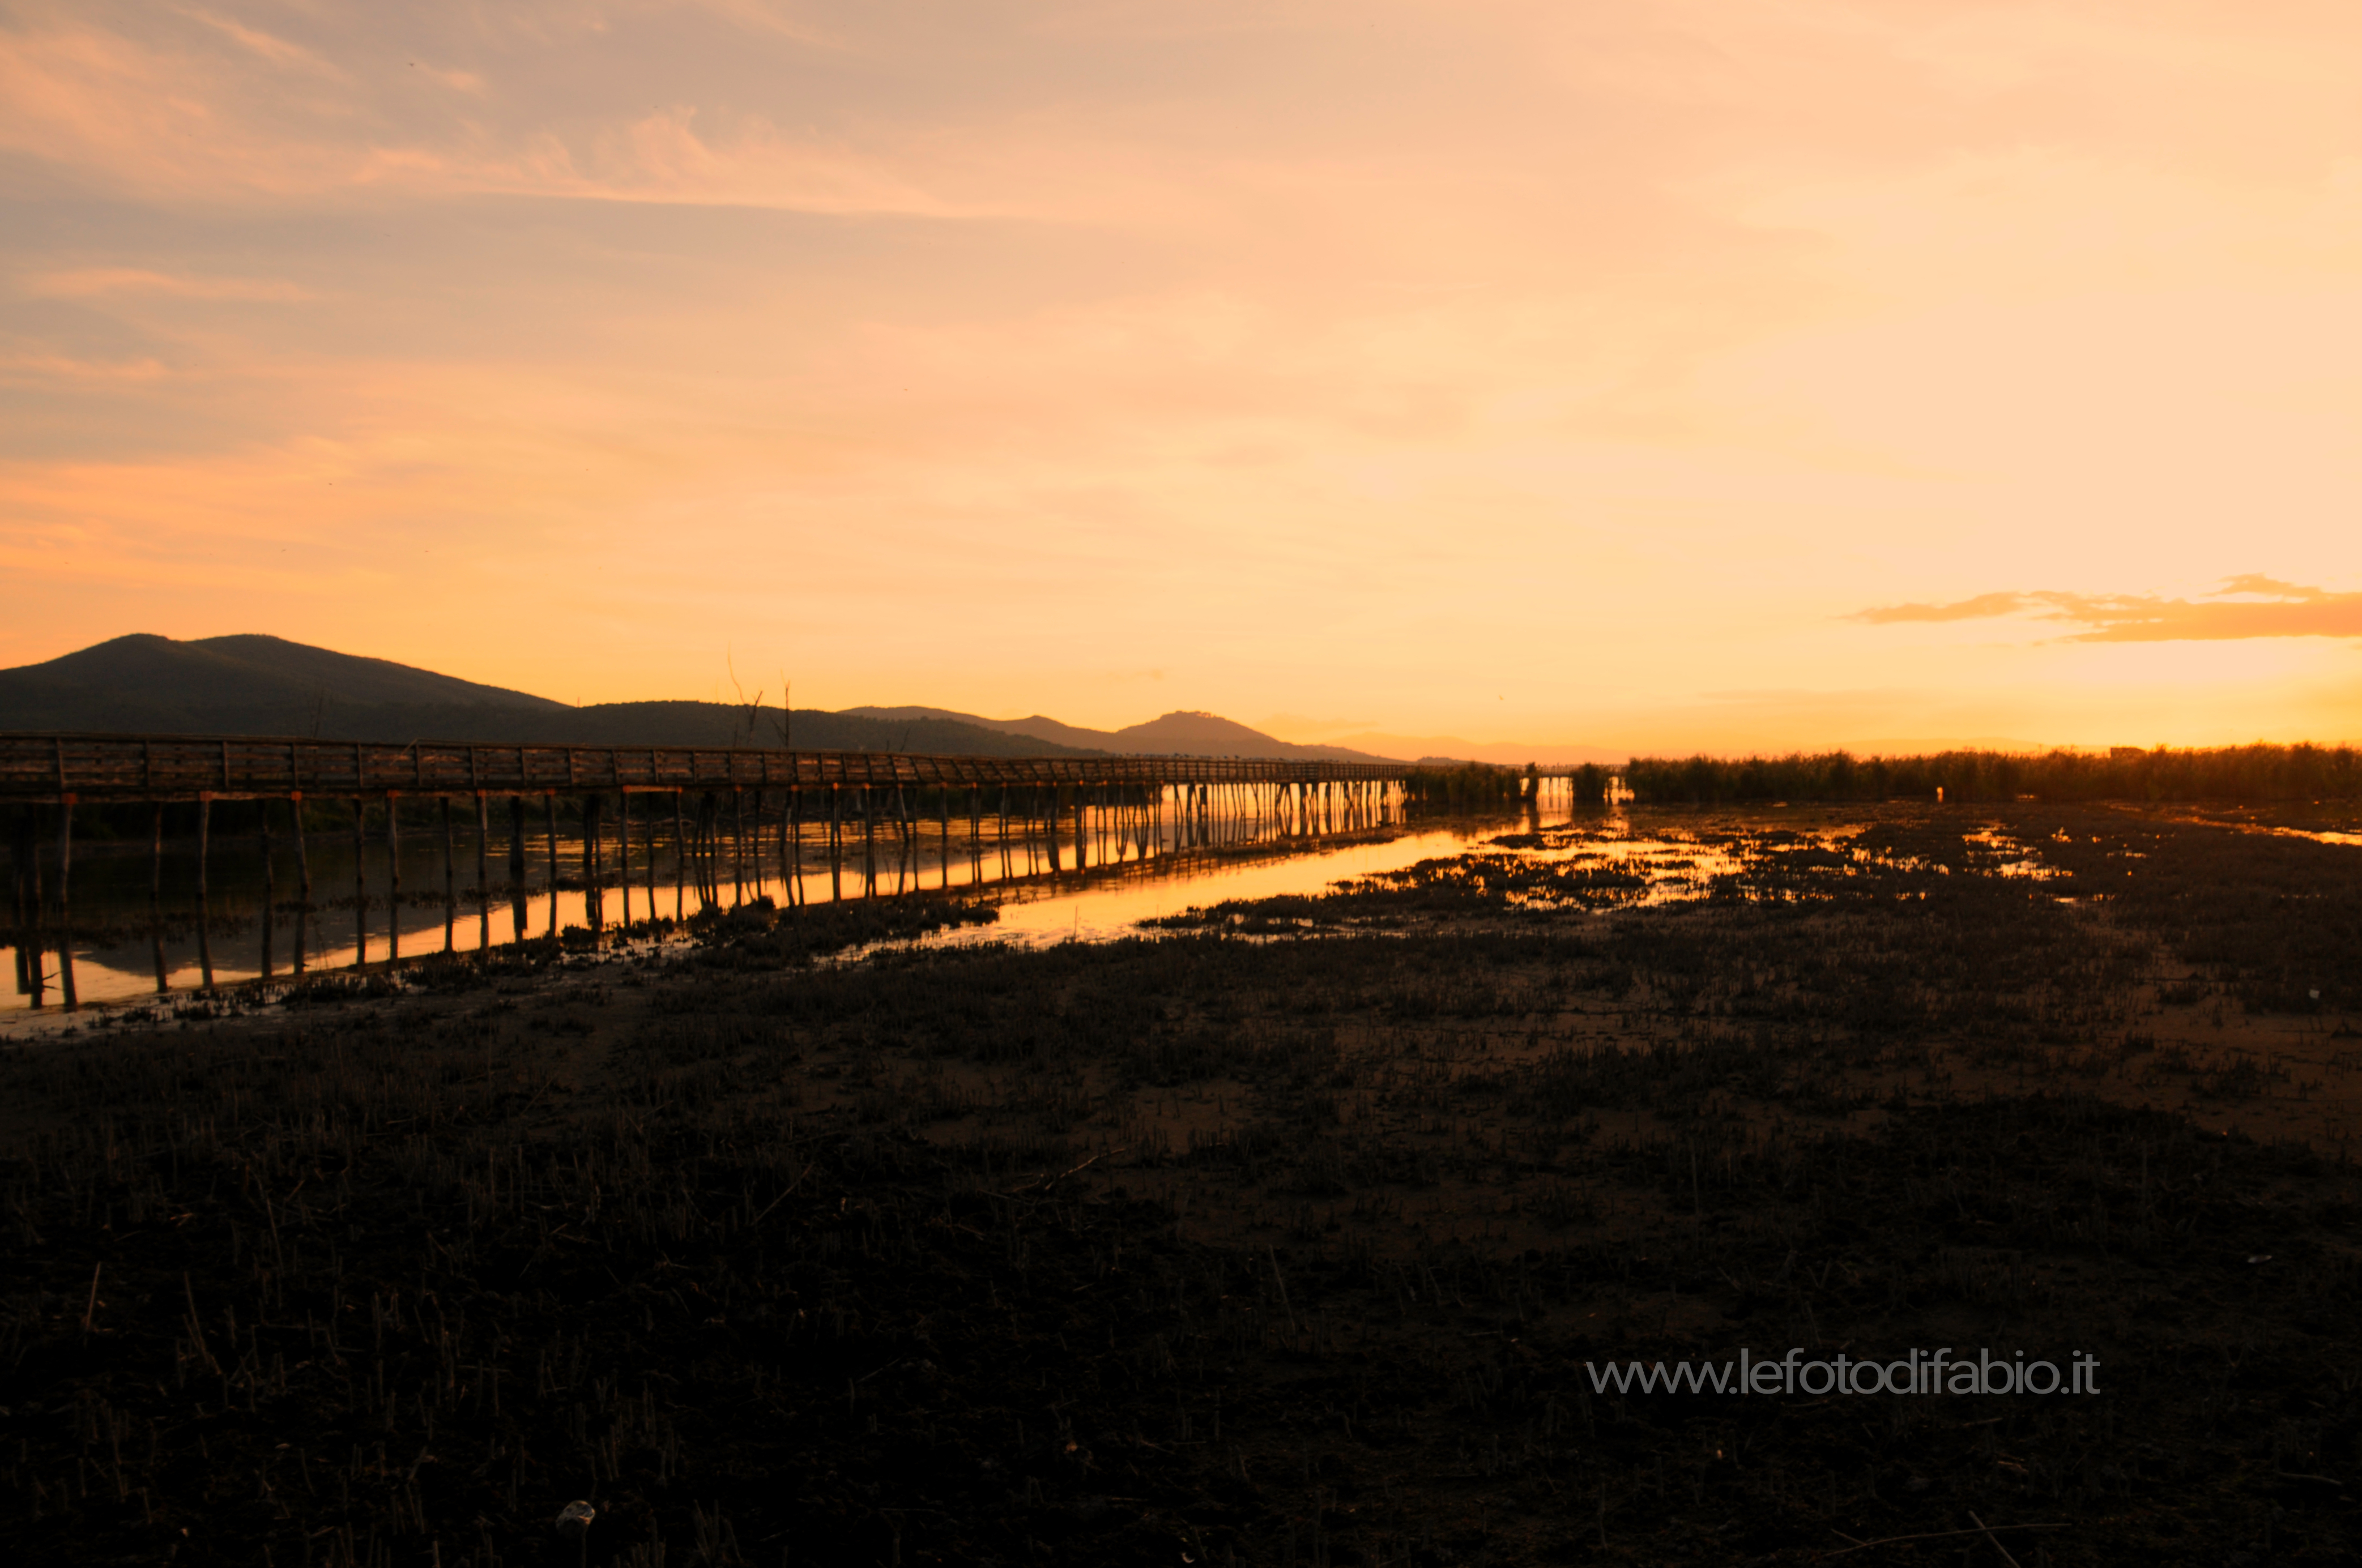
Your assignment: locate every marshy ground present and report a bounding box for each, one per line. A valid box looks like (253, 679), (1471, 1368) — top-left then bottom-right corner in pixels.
(4, 804), (2360, 1565)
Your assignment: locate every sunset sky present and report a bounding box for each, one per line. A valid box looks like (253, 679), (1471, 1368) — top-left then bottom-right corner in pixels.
(5, 1), (2361, 755)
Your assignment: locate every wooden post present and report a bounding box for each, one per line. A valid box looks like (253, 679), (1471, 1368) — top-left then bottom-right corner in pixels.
(149, 802), (165, 908)
(888, 785), (907, 896)
(544, 794), (559, 937)
(440, 796), (456, 954)
(620, 793), (634, 929)
(584, 793), (603, 938)
(673, 790), (687, 921)
(475, 794), (492, 959)
(600, 791), (615, 929)
(260, 797), (277, 977)
(55, 798), (76, 1009)
(385, 794), (402, 964)
(352, 799), (368, 968)
(973, 784), (987, 885)
(939, 785), (952, 890)
(508, 796), (528, 944)
(828, 784), (843, 903)
(291, 804), (309, 973)
(198, 796), (216, 988)
(860, 786), (876, 896)
(732, 789), (746, 907)
(788, 784), (808, 907)
(17, 808), (41, 1006)
(8, 810), (23, 997)
(293, 794), (312, 912)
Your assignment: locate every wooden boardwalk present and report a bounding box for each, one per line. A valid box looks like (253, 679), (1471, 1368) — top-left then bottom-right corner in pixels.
(0, 732), (1425, 803)
(3, 732), (1576, 1010)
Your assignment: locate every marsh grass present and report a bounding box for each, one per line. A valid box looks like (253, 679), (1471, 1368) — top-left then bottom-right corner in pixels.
(1, 805), (2358, 1564)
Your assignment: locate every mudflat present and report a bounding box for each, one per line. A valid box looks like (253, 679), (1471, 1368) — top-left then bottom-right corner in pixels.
(5, 804), (2359, 1565)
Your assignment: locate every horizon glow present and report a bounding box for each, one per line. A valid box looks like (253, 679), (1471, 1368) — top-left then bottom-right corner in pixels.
(5, 2), (2360, 754)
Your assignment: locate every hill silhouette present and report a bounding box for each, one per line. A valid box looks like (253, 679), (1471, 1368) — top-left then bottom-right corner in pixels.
(0, 636), (1101, 758)
(840, 705), (1406, 762)
(0, 634), (561, 733)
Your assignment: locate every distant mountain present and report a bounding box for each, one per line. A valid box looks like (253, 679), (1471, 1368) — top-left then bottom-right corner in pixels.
(4, 634), (1625, 766)
(841, 706), (1408, 763)
(0, 636), (1101, 758)
(851, 709), (1126, 754)
(0, 633), (564, 733)
(1316, 730), (1628, 768)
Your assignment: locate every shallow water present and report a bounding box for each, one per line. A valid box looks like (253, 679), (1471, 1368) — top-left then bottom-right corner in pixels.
(0, 800), (1891, 1016)
(2, 791), (1430, 1013)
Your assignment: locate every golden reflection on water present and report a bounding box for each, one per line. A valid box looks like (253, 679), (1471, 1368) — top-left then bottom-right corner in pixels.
(3, 802), (1993, 1020)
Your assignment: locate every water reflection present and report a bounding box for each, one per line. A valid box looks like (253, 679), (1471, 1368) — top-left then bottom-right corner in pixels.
(4, 783), (1417, 1013)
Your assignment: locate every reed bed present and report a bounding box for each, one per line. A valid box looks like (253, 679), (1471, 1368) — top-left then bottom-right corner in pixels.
(2, 805), (2357, 1564)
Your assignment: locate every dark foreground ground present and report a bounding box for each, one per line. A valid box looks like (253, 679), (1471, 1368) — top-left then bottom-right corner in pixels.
(3, 804), (2360, 1566)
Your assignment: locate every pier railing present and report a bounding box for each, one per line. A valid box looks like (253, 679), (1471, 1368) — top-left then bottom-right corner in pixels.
(0, 732), (1423, 803)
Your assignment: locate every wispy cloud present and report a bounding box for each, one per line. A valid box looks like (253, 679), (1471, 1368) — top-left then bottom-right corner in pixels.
(20, 267), (311, 301)
(0, 351), (170, 382)
(1851, 579), (2362, 642)
(0, 11), (971, 212)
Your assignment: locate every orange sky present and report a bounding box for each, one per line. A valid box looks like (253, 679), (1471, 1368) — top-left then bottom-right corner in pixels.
(4, 1), (2360, 754)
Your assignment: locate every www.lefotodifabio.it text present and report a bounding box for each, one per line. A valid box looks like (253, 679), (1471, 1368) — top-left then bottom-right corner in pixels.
(1585, 1349), (2100, 1396)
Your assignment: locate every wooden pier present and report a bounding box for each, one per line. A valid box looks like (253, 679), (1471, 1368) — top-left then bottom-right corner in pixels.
(0, 733), (1425, 802)
(5, 732), (1581, 1009)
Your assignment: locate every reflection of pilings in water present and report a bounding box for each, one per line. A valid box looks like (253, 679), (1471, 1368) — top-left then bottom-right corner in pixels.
(508, 796), (529, 943)
(1, 747), (1543, 1005)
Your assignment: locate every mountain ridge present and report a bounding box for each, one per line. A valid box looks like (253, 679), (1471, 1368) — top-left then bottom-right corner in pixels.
(2, 635), (1624, 765)
(838, 705), (1413, 763)
(0, 636), (1102, 758)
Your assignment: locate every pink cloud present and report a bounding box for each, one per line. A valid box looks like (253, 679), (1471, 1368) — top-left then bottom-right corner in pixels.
(1852, 579), (2362, 641)
(20, 267), (311, 301)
